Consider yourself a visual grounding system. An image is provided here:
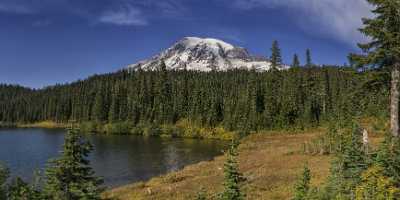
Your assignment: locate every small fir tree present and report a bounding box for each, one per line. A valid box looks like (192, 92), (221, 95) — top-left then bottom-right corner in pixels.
(195, 187), (207, 200)
(325, 124), (369, 199)
(292, 165), (311, 200)
(7, 177), (43, 200)
(0, 163), (9, 200)
(375, 135), (400, 184)
(219, 140), (244, 200)
(43, 128), (104, 200)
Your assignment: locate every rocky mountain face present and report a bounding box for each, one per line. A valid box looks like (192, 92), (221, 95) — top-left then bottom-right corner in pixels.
(127, 37), (288, 72)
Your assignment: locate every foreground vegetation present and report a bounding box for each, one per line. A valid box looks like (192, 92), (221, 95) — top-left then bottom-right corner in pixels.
(1, 119), (388, 200)
(103, 128), (333, 199)
(0, 128), (104, 200)
(103, 117), (388, 200)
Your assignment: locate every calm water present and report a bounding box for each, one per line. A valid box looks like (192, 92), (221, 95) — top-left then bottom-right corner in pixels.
(0, 128), (227, 187)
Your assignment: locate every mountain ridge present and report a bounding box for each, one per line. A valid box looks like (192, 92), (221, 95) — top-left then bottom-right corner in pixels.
(127, 37), (288, 72)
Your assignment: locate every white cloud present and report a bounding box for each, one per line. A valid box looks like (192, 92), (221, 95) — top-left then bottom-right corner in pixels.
(98, 5), (148, 26)
(232, 0), (373, 46)
(0, 3), (34, 14)
(153, 0), (187, 18)
(32, 19), (52, 27)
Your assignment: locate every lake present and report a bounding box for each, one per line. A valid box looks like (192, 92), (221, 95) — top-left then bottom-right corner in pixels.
(0, 128), (227, 187)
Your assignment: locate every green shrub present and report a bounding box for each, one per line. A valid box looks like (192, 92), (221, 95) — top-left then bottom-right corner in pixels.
(79, 121), (98, 133)
(355, 166), (400, 200)
(104, 122), (132, 135)
(303, 122), (346, 155)
(143, 124), (162, 137)
(292, 165), (311, 200)
(7, 177), (43, 200)
(195, 187), (207, 200)
(0, 163), (9, 199)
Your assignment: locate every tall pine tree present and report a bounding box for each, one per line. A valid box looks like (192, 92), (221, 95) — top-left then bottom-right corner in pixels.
(350, 0), (400, 137)
(270, 40), (283, 69)
(306, 49), (312, 68)
(292, 54), (301, 68)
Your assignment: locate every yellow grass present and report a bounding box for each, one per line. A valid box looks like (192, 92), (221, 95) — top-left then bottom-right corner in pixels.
(17, 121), (69, 129)
(103, 129), (333, 200)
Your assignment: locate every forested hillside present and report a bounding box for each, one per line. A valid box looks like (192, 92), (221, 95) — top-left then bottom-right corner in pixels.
(0, 65), (389, 134)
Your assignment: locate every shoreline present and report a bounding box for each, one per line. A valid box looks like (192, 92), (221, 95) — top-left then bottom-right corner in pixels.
(1, 120), (238, 140)
(0, 121), (69, 129)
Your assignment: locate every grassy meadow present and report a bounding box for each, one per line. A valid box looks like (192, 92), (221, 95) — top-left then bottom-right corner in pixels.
(103, 118), (387, 200)
(104, 129), (331, 199)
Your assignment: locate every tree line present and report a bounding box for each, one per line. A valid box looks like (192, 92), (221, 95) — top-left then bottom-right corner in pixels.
(0, 64), (389, 135)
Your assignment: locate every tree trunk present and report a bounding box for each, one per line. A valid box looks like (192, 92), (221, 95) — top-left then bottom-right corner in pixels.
(390, 64), (400, 137)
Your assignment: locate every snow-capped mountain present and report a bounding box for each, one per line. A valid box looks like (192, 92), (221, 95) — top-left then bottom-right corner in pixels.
(127, 37), (288, 72)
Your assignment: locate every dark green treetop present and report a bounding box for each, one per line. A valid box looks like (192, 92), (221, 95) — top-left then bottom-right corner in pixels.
(0, 164), (8, 200)
(350, 0), (400, 69)
(270, 40), (283, 69)
(292, 54), (301, 68)
(292, 165), (311, 200)
(306, 49), (312, 68)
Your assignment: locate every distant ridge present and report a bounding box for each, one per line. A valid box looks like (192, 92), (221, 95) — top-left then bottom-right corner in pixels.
(127, 37), (289, 72)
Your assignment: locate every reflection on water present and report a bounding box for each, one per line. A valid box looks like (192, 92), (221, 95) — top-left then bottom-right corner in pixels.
(0, 128), (227, 187)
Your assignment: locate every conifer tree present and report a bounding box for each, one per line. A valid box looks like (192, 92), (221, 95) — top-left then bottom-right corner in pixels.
(108, 85), (120, 123)
(292, 54), (301, 68)
(375, 135), (400, 184)
(0, 164), (8, 200)
(219, 140), (244, 200)
(306, 49), (312, 68)
(304, 48), (321, 125)
(0, 66), (390, 134)
(43, 128), (104, 200)
(326, 124), (369, 199)
(92, 86), (106, 122)
(0, 164), (44, 200)
(157, 61), (173, 123)
(7, 177), (43, 200)
(323, 69), (333, 116)
(270, 40), (283, 69)
(195, 187), (207, 200)
(292, 165), (311, 200)
(350, 0), (400, 137)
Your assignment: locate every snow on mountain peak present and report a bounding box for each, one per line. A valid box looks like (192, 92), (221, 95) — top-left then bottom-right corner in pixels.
(181, 37), (235, 51)
(127, 37), (288, 72)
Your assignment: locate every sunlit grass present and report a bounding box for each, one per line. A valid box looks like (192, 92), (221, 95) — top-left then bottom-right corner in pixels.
(103, 129), (333, 200)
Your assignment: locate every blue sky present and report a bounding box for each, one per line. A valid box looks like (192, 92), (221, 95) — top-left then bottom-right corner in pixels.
(0, 0), (372, 88)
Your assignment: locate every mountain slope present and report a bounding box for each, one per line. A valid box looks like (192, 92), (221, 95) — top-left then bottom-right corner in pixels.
(127, 37), (288, 72)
